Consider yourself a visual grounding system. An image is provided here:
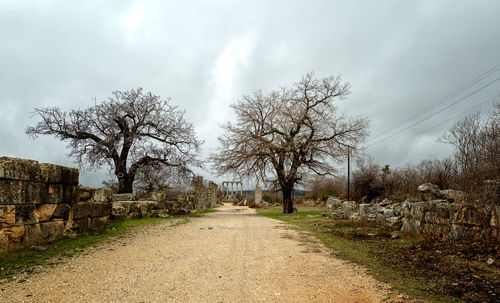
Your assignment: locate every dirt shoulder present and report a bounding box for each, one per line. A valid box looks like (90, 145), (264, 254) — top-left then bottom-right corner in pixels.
(1, 204), (394, 302)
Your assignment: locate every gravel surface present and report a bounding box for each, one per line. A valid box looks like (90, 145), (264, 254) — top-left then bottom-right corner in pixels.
(1, 204), (394, 302)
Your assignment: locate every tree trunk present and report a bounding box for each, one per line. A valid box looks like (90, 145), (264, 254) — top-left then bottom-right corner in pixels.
(117, 173), (135, 193)
(282, 185), (294, 213)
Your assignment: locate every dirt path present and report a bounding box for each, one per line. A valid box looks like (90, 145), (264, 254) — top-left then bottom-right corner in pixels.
(1, 204), (394, 302)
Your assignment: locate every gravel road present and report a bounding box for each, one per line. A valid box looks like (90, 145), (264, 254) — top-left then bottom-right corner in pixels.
(1, 204), (394, 303)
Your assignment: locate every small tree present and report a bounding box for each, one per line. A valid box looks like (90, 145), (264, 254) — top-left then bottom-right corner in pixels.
(27, 88), (202, 193)
(211, 73), (368, 213)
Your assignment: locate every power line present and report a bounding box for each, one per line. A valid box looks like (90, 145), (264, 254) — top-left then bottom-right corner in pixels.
(367, 95), (498, 153)
(366, 76), (500, 148)
(368, 63), (500, 142)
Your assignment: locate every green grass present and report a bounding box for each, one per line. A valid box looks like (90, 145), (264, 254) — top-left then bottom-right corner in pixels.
(187, 208), (217, 217)
(257, 206), (455, 303)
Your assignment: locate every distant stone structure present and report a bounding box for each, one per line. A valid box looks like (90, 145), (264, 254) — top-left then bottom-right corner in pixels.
(221, 181), (243, 201)
(0, 157), (218, 253)
(254, 185), (262, 205)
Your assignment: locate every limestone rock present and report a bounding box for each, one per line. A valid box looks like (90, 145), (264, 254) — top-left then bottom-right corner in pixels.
(440, 189), (465, 202)
(401, 218), (420, 234)
(0, 205), (16, 227)
(418, 183), (444, 201)
(112, 193), (135, 202)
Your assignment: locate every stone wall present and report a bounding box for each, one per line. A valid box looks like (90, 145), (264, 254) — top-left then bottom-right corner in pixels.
(0, 157), (219, 253)
(0, 157), (112, 253)
(111, 176), (219, 219)
(326, 183), (500, 240)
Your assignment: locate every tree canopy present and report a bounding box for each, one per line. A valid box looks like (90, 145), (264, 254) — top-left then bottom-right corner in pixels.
(211, 72), (368, 213)
(26, 88), (202, 193)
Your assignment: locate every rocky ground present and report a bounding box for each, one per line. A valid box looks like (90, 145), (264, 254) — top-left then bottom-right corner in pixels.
(1, 204), (396, 303)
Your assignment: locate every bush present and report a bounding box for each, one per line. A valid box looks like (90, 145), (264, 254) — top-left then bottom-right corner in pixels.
(262, 193), (273, 203)
(307, 176), (346, 201)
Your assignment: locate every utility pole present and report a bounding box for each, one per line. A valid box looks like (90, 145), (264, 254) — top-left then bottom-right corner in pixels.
(347, 145), (350, 201)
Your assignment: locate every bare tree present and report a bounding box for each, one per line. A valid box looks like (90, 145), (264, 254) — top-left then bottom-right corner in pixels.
(211, 72), (368, 213)
(26, 88), (202, 193)
(441, 102), (500, 184)
(440, 113), (483, 180)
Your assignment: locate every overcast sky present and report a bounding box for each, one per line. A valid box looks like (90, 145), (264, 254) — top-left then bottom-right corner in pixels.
(1, 0), (499, 188)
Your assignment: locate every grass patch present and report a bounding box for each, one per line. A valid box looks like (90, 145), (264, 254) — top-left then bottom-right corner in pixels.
(188, 208), (217, 217)
(0, 217), (174, 282)
(257, 206), (499, 302)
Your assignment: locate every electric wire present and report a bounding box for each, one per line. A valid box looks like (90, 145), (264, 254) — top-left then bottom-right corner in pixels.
(366, 76), (500, 148)
(368, 63), (500, 142)
(367, 95), (499, 154)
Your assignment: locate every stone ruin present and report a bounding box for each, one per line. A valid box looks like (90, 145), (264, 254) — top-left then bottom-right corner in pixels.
(221, 180), (243, 204)
(0, 157), (219, 253)
(112, 176), (219, 218)
(326, 182), (500, 240)
(254, 185), (262, 205)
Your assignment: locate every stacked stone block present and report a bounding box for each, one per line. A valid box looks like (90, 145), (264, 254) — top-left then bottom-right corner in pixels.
(67, 187), (112, 234)
(207, 181), (218, 208)
(0, 157), (78, 252)
(111, 176), (219, 218)
(0, 158), (220, 253)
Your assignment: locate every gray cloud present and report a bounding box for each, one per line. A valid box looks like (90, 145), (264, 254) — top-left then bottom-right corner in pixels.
(1, 0), (499, 187)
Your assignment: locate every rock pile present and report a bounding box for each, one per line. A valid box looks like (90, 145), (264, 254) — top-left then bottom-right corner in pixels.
(326, 183), (499, 240)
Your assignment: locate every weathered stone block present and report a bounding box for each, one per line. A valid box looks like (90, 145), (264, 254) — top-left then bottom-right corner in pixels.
(424, 212), (449, 225)
(0, 205), (16, 227)
(0, 179), (23, 204)
(34, 204), (57, 222)
(89, 217), (108, 232)
(60, 167), (79, 185)
(39, 163), (62, 183)
(15, 204), (36, 225)
(28, 182), (49, 204)
(70, 218), (90, 233)
(401, 217), (421, 234)
(430, 200), (451, 218)
(0, 157), (41, 182)
(392, 203), (402, 216)
(112, 201), (131, 215)
(359, 203), (379, 220)
(113, 193), (135, 202)
(78, 187), (95, 202)
(0, 225), (25, 252)
(53, 203), (70, 220)
(401, 199), (417, 217)
(62, 185), (78, 203)
(24, 223), (43, 244)
(410, 202), (430, 221)
(89, 202), (112, 218)
(383, 209), (395, 220)
(71, 203), (90, 220)
(440, 189), (466, 202)
(418, 183), (444, 201)
(39, 220), (64, 240)
(47, 184), (63, 203)
(93, 188), (112, 203)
